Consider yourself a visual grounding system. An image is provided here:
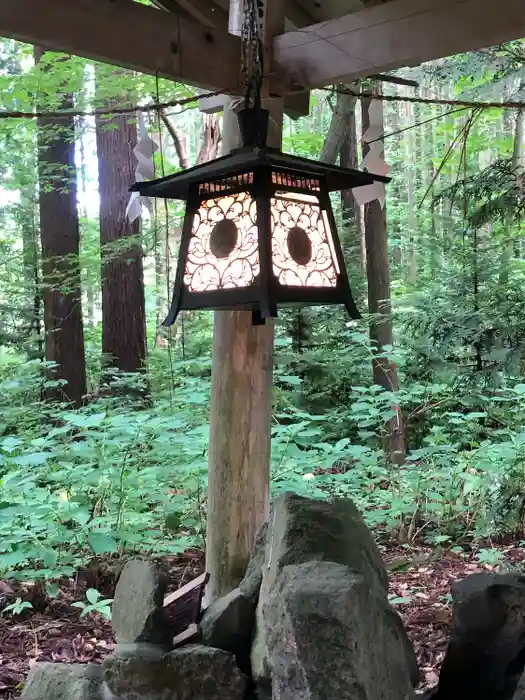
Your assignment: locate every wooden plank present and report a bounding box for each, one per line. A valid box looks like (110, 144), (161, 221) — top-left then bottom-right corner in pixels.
(163, 572), (208, 607)
(169, 0), (229, 28)
(274, 0), (525, 88)
(173, 623), (199, 647)
(0, 0), (240, 91)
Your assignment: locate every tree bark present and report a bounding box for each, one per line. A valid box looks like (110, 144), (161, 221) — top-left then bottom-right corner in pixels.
(513, 106), (524, 170)
(34, 47), (86, 406)
(196, 115), (221, 165)
(95, 76), (146, 374)
(406, 101), (417, 284)
(20, 185), (41, 347)
(159, 109), (190, 169)
(320, 89), (357, 164)
(361, 96), (406, 465)
(340, 104), (365, 272)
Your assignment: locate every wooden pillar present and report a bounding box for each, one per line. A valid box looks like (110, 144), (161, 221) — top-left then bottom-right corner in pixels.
(205, 0), (284, 603)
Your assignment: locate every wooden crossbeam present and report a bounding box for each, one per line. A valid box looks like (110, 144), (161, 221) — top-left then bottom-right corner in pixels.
(155, 0), (229, 29)
(1, 0), (523, 98)
(0, 0), (240, 91)
(274, 0), (525, 88)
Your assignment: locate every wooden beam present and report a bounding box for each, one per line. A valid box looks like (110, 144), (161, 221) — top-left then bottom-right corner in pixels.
(160, 0), (229, 29)
(274, 0), (525, 88)
(0, 0), (240, 91)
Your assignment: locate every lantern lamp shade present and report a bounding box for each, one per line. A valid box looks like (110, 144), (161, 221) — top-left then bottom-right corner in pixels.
(131, 132), (390, 325)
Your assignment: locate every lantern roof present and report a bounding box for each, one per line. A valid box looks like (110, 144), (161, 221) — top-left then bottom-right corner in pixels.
(130, 144), (390, 201)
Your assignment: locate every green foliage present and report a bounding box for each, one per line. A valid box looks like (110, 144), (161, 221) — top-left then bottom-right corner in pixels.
(0, 37), (525, 590)
(1, 597), (33, 616)
(72, 588), (113, 620)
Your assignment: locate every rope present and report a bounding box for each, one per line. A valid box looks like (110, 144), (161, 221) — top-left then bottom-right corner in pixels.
(1, 82), (525, 121)
(329, 86), (525, 111)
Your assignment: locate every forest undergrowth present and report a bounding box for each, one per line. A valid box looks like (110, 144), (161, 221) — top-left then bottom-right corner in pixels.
(0, 35), (525, 697)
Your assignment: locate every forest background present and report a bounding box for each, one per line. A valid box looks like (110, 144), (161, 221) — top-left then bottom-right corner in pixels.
(0, 36), (524, 595)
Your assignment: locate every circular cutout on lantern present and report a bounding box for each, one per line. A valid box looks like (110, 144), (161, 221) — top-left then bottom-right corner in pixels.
(287, 226), (312, 266)
(210, 219), (238, 259)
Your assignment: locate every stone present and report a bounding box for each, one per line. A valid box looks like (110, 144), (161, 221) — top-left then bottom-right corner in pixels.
(239, 522), (268, 602)
(257, 493), (388, 598)
(103, 643), (247, 700)
(111, 559), (172, 650)
(385, 605), (420, 688)
(21, 663), (102, 700)
(513, 669), (525, 699)
(251, 493), (416, 686)
(437, 572), (525, 700)
(201, 587), (255, 675)
(262, 560), (415, 700)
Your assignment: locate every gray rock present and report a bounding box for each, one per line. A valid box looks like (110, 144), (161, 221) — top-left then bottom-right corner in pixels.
(21, 663), (102, 700)
(438, 572), (525, 700)
(263, 561), (415, 700)
(111, 559), (172, 650)
(240, 522), (268, 602)
(103, 643), (247, 700)
(513, 669), (525, 699)
(385, 605), (420, 687)
(251, 493), (411, 683)
(258, 493), (388, 598)
(201, 587), (255, 675)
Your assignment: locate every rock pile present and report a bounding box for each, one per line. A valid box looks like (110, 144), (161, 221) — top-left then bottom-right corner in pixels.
(21, 492), (525, 700)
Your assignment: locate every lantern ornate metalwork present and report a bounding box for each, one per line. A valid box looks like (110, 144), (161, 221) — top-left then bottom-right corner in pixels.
(131, 108), (389, 326)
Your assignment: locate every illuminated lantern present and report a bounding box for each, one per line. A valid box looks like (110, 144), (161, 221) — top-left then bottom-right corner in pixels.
(130, 108), (389, 326)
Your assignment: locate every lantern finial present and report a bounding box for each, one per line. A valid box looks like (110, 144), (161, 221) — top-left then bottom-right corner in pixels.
(237, 107), (269, 148)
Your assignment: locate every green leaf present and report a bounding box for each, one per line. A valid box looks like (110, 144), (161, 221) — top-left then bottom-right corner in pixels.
(278, 375), (303, 386)
(165, 511), (182, 532)
(87, 532), (118, 555)
(63, 412), (106, 428)
(86, 588), (100, 605)
(389, 596), (412, 605)
(14, 452), (50, 466)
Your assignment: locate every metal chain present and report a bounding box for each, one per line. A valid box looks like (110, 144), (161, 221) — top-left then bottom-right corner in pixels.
(241, 0), (264, 108)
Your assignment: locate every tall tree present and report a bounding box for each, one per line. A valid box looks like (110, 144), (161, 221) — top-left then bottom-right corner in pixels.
(95, 75), (146, 374)
(34, 47), (86, 406)
(340, 101), (365, 272)
(361, 95), (406, 465)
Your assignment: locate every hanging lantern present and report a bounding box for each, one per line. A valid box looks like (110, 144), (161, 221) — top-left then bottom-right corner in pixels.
(131, 108), (389, 325)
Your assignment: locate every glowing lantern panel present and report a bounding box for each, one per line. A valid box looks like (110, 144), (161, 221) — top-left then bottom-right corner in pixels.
(129, 108), (389, 326)
(184, 190), (259, 292)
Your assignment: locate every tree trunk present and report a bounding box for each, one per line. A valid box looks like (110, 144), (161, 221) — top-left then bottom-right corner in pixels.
(78, 120), (96, 330)
(361, 96), (406, 465)
(320, 89), (357, 164)
(340, 104), (365, 272)
(20, 185), (41, 351)
(513, 107), (524, 170)
(406, 101), (417, 284)
(35, 47), (86, 406)
(196, 115), (221, 165)
(95, 77), (146, 374)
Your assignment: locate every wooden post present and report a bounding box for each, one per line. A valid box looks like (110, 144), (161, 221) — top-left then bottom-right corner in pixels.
(205, 0), (284, 603)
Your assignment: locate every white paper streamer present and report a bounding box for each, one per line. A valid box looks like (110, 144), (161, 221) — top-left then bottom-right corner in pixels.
(353, 98), (388, 210)
(126, 110), (159, 224)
